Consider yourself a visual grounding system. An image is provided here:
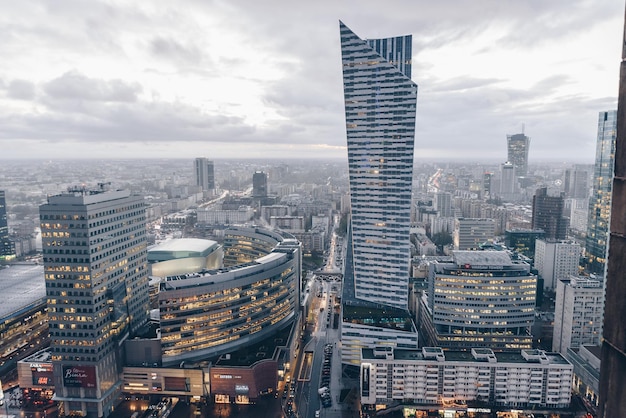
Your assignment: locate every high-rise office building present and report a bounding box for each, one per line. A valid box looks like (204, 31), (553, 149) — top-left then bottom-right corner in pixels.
(532, 187), (568, 240)
(40, 188), (149, 418)
(499, 161), (517, 200)
(340, 20), (417, 309)
(0, 190), (14, 258)
(194, 157), (215, 191)
(564, 165), (590, 199)
(507, 133), (530, 177)
(339, 21), (418, 365)
(252, 171), (268, 198)
(434, 192), (452, 218)
(426, 251), (536, 350)
(585, 110), (617, 275)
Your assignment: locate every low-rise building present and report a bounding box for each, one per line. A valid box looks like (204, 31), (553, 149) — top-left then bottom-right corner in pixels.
(361, 346), (572, 410)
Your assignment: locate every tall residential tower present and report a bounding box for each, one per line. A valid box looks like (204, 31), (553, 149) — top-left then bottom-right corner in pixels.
(339, 21), (419, 364)
(40, 188), (149, 418)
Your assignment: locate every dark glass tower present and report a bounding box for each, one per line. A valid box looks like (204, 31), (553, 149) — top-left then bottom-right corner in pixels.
(531, 187), (568, 240)
(252, 171), (268, 198)
(585, 110), (617, 275)
(507, 133), (530, 177)
(40, 189), (149, 418)
(0, 190), (13, 258)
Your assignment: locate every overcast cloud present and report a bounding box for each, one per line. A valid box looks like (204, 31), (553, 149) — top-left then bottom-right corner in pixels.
(0, 0), (621, 162)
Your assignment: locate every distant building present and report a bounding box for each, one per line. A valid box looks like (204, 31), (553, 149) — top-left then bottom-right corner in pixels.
(532, 187), (568, 240)
(534, 239), (580, 290)
(564, 165), (589, 199)
(40, 188), (150, 418)
(261, 205), (290, 222)
(500, 161), (517, 199)
(507, 132), (530, 177)
(433, 192), (452, 217)
(426, 251), (536, 350)
(252, 171), (268, 198)
(196, 206), (254, 225)
(505, 228), (546, 259)
(553, 276), (603, 355)
(453, 218), (496, 250)
(586, 110), (617, 274)
(0, 190), (14, 259)
(361, 346), (572, 410)
(194, 157), (215, 191)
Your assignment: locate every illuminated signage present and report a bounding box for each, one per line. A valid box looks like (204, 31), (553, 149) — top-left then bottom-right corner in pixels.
(31, 363), (54, 386)
(213, 374), (242, 379)
(63, 365), (97, 388)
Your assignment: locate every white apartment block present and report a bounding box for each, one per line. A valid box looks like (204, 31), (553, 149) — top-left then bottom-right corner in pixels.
(341, 322), (418, 366)
(453, 218), (496, 250)
(196, 206), (254, 225)
(361, 346), (572, 410)
(553, 276), (604, 354)
(534, 240), (581, 290)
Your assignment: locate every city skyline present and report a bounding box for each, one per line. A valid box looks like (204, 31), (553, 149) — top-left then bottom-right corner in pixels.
(0, 1), (621, 162)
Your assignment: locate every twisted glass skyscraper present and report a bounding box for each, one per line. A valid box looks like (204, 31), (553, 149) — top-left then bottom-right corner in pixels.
(340, 21), (417, 309)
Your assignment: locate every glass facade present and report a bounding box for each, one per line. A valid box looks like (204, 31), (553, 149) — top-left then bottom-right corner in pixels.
(0, 190), (13, 258)
(158, 228), (301, 366)
(340, 21), (417, 309)
(586, 110), (617, 274)
(506, 133), (530, 177)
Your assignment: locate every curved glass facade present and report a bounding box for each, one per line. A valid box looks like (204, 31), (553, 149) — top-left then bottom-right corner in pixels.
(158, 228), (301, 366)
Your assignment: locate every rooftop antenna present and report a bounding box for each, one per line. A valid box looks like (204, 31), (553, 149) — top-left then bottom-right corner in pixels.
(522, 123), (525, 134)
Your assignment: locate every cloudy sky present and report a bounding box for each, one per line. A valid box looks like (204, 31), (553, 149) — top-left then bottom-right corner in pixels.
(0, 0), (622, 162)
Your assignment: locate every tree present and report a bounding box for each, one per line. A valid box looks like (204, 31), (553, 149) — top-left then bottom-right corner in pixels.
(431, 231), (453, 251)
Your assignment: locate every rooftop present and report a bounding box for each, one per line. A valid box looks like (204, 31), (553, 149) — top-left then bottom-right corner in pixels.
(0, 264), (46, 322)
(149, 238), (218, 253)
(363, 347), (571, 366)
(453, 250), (513, 267)
(214, 324), (292, 367)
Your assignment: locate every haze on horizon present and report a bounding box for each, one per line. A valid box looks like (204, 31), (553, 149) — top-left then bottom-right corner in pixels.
(0, 0), (621, 163)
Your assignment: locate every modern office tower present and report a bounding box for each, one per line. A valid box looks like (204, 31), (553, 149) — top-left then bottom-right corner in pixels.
(426, 251), (536, 350)
(453, 217), (496, 250)
(564, 165), (590, 199)
(505, 228), (546, 259)
(340, 21), (417, 309)
(0, 190), (13, 258)
(339, 21), (418, 365)
(534, 239), (581, 290)
(585, 110), (617, 275)
(434, 192), (452, 217)
(552, 276), (603, 355)
(507, 132), (530, 177)
(40, 188), (149, 418)
(499, 161), (517, 200)
(194, 157), (215, 191)
(599, 15), (626, 414)
(252, 171), (268, 198)
(532, 187), (568, 240)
